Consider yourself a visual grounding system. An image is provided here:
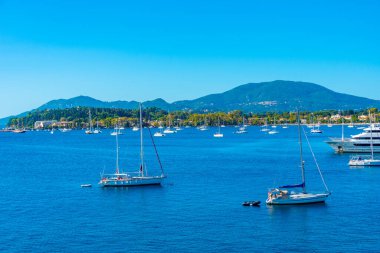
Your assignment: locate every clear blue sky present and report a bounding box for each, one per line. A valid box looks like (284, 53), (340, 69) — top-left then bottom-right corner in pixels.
(1, 0), (380, 117)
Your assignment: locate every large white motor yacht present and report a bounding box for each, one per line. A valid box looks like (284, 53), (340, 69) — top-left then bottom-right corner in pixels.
(326, 124), (380, 153)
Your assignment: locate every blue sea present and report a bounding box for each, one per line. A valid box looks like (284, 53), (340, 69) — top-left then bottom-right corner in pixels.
(0, 126), (379, 252)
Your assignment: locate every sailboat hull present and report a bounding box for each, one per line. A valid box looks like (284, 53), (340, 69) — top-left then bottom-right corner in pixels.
(99, 176), (164, 187)
(266, 193), (329, 205)
(348, 158), (380, 166)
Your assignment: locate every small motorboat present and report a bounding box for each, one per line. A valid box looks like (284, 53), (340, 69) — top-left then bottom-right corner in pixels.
(80, 184), (92, 188)
(242, 201), (261, 207)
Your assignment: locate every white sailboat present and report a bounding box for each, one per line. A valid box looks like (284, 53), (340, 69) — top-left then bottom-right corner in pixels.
(327, 119), (333, 128)
(198, 125), (209, 131)
(311, 128), (322, 133)
(111, 120), (123, 136)
(268, 117), (279, 134)
(307, 115), (314, 128)
(348, 117), (354, 128)
(261, 119), (270, 132)
(154, 124), (165, 137)
(271, 117), (277, 128)
(174, 119), (183, 131)
(235, 117), (248, 134)
(99, 103), (166, 187)
(85, 110), (94, 134)
(164, 114), (176, 134)
(311, 125), (323, 133)
(214, 117), (224, 138)
(349, 154), (380, 166)
(110, 128), (118, 136)
(163, 128), (176, 134)
(198, 116), (209, 131)
(93, 120), (101, 134)
(154, 131), (165, 137)
(311, 116), (323, 133)
(349, 112), (380, 166)
(266, 112), (330, 205)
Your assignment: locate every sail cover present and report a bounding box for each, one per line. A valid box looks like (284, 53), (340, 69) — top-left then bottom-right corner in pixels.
(279, 182), (305, 189)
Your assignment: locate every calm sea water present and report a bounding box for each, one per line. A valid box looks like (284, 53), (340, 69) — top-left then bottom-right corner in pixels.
(0, 126), (379, 252)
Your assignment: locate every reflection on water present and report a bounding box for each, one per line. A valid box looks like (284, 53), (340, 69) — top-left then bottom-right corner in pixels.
(267, 202), (327, 216)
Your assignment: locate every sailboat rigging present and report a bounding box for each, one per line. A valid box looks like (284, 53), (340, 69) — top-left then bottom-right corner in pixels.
(214, 117), (223, 138)
(266, 111), (330, 205)
(85, 109), (94, 134)
(99, 103), (166, 187)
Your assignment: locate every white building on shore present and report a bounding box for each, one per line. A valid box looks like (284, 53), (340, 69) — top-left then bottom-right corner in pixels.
(34, 120), (57, 129)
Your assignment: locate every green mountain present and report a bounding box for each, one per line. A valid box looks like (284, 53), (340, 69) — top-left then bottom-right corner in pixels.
(173, 80), (380, 112)
(37, 95), (114, 110)
(1, 80), (379, 126)
(37, 96), (172, 111)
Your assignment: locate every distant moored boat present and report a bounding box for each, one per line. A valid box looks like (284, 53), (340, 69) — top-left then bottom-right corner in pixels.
(213, 117), (224, 138)
(85, 110), (94, 134)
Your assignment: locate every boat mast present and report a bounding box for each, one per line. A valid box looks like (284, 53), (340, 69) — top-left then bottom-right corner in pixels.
(89, 109), (93, 131)
(139, 103), (145, 177)
(218, 117), (221, 134)
(168, 111), (171, 128)
(369, 111), (374, 160)
(341, 111), (344, 142)
(115, 130), (119, 174)
(298, 111), (306, 193)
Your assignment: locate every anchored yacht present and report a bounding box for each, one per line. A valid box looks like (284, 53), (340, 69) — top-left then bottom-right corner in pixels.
(99, 103), (165, 187)
(266, 112), (330, 205)
(348, 113), (380, 166)
(326, 124), (380, 153)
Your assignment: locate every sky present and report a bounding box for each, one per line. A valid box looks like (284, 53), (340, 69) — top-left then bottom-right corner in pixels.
(0, 0), (380, 118)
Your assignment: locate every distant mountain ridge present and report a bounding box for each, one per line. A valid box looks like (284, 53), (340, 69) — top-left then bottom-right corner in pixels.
(37, 96), (172, 111)
(1, 80), (379, 125)
(172, 80), (380, 112)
